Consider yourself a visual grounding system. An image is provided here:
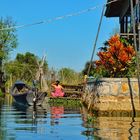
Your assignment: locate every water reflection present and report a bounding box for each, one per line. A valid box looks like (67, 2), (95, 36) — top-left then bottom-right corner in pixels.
(51, 106), (64, 119)
(13, 102), (47, 124)
(0, 101), (49, 140)
(13, 102), (48, 136)
(50, 106), (64, 125)
(1, 95), (140, 140)
(81, 107), (140, 140)
(128, 117), (135, 140)
(0, 96), (84, 140)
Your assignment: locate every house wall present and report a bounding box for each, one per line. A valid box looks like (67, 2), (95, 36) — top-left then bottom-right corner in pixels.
(82, 78), (140, 111)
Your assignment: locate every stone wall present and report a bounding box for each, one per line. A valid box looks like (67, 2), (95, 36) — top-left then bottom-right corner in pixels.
(82, 78), (140, 111)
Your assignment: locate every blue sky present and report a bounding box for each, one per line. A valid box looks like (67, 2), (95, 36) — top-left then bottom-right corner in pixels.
(0, 0), (119, 72)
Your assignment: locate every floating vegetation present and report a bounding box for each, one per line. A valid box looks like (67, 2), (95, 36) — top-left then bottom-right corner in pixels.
(48, 97), (81, 107)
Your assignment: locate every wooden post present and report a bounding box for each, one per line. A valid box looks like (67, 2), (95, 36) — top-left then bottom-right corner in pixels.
(130, 0), (140, 115)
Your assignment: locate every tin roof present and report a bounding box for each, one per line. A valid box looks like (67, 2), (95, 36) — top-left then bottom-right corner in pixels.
(105, 0), (130, 17)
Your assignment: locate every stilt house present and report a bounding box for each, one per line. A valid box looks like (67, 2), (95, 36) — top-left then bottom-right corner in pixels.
(105, 0), (139, 38)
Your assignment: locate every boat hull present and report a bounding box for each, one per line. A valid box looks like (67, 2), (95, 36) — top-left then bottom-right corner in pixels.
(10, 81), (47, 106)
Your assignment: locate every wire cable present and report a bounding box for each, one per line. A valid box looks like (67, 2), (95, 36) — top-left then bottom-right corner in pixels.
(0, 5), (102, 31)
(0, 0), (121, 31)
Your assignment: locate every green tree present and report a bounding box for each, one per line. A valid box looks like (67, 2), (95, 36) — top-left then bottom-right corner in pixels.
(0, 17), (17, 63)
(4, 52), (48, 89)
(0, 17), (17, 92)
(58, 68), (83, 85)
(82, 61), (97, 76)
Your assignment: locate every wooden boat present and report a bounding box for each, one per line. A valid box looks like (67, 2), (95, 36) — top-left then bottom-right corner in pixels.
(10, 55), (49, 106)
(10, 80), (47, 106)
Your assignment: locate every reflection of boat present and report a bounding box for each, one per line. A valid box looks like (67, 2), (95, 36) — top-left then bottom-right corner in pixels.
(12, 102), (48, 127)
(10, 80), (47, 106)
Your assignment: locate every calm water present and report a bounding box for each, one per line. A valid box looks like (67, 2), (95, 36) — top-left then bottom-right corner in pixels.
(0, 95), (140, 140)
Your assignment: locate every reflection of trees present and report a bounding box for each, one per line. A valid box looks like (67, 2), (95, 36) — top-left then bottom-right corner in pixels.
(0, 102), (6, 140)
(80, 105), (98, 140)
(0, 101), (16, 140)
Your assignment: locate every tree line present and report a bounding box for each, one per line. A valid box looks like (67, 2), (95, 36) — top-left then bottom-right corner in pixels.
(0, 17), (85, 95)
(0, 17), (137, 95)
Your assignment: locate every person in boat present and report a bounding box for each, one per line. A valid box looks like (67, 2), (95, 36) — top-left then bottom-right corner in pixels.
(51, 80), (64, 97)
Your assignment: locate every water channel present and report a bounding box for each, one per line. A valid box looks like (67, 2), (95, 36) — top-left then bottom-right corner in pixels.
(0, 94), (140, 140)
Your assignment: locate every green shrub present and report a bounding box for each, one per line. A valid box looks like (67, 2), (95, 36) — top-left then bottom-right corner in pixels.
(0, 89), (4, 97)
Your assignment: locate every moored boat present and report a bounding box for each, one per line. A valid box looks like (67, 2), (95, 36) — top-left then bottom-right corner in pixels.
(10, 80), (47, 106)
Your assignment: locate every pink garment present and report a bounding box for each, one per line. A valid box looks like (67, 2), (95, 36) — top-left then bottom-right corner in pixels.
(51, 106), (64, 118)
(51, 85), (64, 97)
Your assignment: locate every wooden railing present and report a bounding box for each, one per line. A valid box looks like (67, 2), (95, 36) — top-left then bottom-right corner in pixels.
(62, 84), (84, 98)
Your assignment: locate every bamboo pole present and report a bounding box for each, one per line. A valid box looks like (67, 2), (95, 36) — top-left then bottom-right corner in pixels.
(87, 5), (105, 76)
(130, 0), (140, 116)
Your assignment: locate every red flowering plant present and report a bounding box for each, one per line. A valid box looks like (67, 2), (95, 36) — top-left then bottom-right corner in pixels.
(95, 34), (136, 77)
